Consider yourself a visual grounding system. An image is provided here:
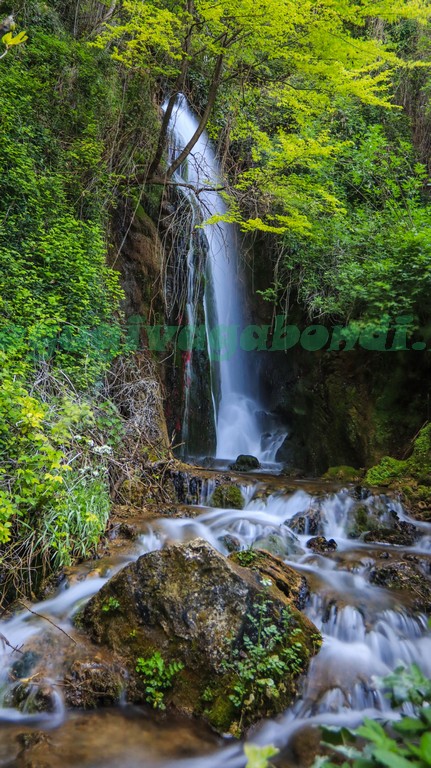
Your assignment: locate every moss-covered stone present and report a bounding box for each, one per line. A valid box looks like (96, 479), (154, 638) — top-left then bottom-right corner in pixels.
(364, 456), (408, 486)
(364, 424), (431, 519)
(369, 560), (431, 612)
(229, 454), (261, 472)
(322, 466), (363, 483)
(82, 540), (320, 735)
(210, 483), (245, 509)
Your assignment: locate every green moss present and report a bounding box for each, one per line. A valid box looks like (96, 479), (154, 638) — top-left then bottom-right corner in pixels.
(365, 456), (408, 486)
(364, 424), (431, 518)
(210, 484), (245, 510)
(232, 549), (259, 567)
(323, 465), (363, 482)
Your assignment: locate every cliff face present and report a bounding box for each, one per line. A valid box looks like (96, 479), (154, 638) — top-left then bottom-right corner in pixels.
(243, 235), (431, 475)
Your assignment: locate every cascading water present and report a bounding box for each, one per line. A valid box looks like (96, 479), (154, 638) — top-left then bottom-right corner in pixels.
(168, 96), (287, 464)
(1, 481), (430, 767)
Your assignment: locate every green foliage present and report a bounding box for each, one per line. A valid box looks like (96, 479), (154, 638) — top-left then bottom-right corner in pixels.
(365, 457), (409, 487)
(235, 548), (259, 567)
(244, 744), (279, 768)
(39, 475), (111, 568)
(0, 6), (127, 387)
(95, 0), (431, 237)
(314, 665), (431, 768)
(135, 652), (184, 710)
(102, 597), (121, 613)
(223, 596), (309, 728)
(210, 484), (245, 510)
(365, 423), (431, 488)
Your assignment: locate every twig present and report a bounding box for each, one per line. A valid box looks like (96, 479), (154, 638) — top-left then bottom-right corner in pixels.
(0, 632), (23, 655)
(19, 601), (77, 645)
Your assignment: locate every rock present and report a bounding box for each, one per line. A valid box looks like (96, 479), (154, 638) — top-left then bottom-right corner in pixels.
(229, 454), (261, 472)
(363, 526), (416, 546)
(210, 483), (244, 509)
(64, 660), (125, 709)
(230, 549), (310, 610)
(322, 466), (363, 483)
(82, 540), (320, 735)
(289, 505), (325, 536)
(219, 534), (241, 552)
(369, 560), (431, 611)
(307, 536), (337, 553)
(253, 531), (304, 558)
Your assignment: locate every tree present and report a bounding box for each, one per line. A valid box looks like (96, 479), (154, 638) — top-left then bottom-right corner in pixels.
(94, 0), (431, 232)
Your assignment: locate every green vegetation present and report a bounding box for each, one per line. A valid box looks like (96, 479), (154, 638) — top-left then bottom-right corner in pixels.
(314, 664), (431, 768)
(0, 1), (162, 601)
(244, 745), (279, 768)
(102, 597), (121, 613)
(135, 652), (184, 710)
(210, 484), (245, 509)
(365, 423), (431, 517)
(222, 596), (314, 731)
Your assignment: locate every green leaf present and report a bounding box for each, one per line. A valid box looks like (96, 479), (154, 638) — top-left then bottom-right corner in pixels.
(372, 749), (413, 768)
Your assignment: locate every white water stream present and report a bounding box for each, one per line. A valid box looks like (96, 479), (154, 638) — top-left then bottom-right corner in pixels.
(1, 482), (430, 767)
(168, 96), (287, 464)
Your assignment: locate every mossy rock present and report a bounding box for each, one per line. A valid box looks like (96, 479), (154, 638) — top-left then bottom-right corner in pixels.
(369, 560), (431, 612)
(364, 456), (408, 487)
(82, 540), (320, 735)
(210, 483), (244, 509)
(322, 466), (363, 483)
(364, 424), (431, 518)
(229, 454), (261, 472)
(306, 536), (337, 554)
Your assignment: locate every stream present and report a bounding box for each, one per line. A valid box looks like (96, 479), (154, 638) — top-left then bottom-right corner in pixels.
(1, 475), (430, 766)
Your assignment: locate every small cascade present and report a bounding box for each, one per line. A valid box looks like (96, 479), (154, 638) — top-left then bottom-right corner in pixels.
(0, 481), (430, 767)
(167, 96), (287, 464)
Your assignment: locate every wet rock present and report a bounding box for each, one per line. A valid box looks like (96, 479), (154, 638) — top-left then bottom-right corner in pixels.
(170, 470), (203, 504)
(82, 539), (320, 735)
(210, 483), (244, 509)
(307, 536), (337, 553)
(8, 681), (57, 714)
(253, 531), (304, 558)
(289, 505), (325, 536)
(219, 534), (241, 553)
(369, 560), (431, 611)
(16, 731), (52, 768)
(64, 659), (125, 709)
(230, 549), (310, 611)
(229, 454), (261, 471)
(363, 526), (416, 546)
(346, 504), (382, 538)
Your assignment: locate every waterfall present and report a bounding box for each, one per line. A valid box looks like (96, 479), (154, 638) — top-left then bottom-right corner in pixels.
(168, 96), (287, 464)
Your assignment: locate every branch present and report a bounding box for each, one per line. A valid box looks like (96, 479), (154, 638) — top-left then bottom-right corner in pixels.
(164, 46), (225, 180)
(147, 0), (195, 179)
(149, 176), (226, 195)
(19, 601), (77, 645)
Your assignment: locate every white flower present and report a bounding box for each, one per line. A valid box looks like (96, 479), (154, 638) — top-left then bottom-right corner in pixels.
(260, 577), (273, 587)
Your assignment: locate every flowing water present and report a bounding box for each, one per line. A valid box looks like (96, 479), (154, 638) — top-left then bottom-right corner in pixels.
(1, 478), (430, 766)
(167, 96), (287, 464)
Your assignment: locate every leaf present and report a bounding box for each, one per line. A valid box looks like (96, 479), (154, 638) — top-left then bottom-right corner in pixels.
(244, 744), (279, 768)
(419, 732), (431, 765)
(372, 748), (413, 768)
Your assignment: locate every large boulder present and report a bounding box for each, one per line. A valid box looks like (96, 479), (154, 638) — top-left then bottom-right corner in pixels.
(82, 540), (320, 735)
